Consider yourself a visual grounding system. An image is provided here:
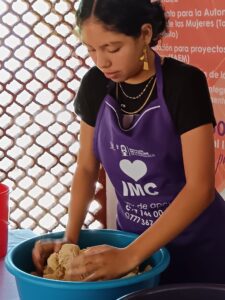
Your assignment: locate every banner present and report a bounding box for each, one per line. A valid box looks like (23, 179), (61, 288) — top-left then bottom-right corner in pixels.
(156, 0), (225, 196)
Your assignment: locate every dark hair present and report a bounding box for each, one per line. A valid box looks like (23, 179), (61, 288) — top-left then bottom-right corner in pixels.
(76, 0), (168, 47)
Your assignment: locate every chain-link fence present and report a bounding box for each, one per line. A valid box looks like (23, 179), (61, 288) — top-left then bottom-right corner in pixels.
(0, 0), (106, 234)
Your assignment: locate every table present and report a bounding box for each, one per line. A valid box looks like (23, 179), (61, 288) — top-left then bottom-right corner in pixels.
(0, 230), (36, 300)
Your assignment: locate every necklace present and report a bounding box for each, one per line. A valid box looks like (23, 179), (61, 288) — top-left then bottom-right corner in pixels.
(118, 75), (154, 100)
(116, 77), (157, 115)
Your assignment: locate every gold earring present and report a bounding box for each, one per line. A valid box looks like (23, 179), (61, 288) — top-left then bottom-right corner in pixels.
(139, 46), (149, 71)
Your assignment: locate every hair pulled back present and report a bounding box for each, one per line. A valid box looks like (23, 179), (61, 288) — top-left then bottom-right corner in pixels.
(76, 0), (168, 47)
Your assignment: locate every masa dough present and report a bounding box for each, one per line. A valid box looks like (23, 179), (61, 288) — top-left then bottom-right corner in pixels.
(33, 243), (152, 281)
(43, 244), (81, 280)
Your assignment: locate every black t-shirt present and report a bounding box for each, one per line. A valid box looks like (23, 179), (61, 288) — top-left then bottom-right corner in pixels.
(74, 57), (216, 134)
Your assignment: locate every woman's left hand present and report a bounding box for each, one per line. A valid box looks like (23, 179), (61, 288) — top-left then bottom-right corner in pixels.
(64, 244), (136, 281)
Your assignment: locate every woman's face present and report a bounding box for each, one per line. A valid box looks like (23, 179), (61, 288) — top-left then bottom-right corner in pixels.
(80, 19), (147, 83)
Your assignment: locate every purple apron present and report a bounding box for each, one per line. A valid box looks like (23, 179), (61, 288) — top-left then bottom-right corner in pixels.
(94, 53), (225, 283)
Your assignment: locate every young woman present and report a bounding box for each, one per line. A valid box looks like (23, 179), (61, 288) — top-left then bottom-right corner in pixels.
(33, 0), (225, 284)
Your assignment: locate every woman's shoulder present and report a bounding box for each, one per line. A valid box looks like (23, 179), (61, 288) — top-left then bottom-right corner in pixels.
(81, 66), (109, 90)
(74, 66), (110, 127)
(161, 56), (215, 134)
(162, 57), (207, 82)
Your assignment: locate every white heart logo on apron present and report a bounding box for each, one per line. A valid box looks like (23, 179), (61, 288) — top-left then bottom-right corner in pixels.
(119, 159), (147, 182)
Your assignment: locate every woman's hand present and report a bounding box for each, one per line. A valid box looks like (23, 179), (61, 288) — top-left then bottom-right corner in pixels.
(32, 238), (66, 274)
(64, 244), (138, 281)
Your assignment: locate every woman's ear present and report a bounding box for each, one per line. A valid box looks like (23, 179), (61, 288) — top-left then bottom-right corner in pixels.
(141, 23), (153, 45)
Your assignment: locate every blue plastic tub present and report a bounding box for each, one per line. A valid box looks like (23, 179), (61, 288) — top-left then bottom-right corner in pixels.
(5, 229), (170, 300)
(117, 284), (225, 300)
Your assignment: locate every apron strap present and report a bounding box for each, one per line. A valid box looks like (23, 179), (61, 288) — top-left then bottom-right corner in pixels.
(154, 51), (164, 100)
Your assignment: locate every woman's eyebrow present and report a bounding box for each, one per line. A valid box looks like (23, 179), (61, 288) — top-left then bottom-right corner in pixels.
(82, 41), (122, 48)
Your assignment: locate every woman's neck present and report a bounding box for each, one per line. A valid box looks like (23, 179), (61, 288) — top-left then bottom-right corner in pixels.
(124, 49), (156, 84)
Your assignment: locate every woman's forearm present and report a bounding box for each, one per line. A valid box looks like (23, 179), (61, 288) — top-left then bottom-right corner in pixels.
(65, 164), (99, 244)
